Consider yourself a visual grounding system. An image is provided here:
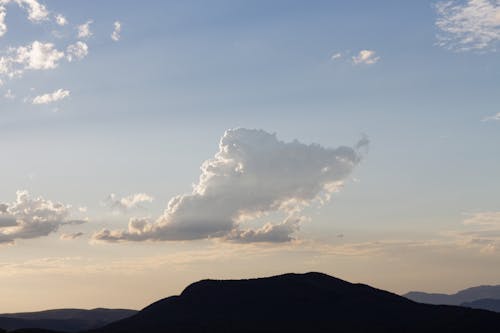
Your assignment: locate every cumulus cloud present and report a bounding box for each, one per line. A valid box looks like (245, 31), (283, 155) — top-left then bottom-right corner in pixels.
(54, 13), (66, 26)
(352, 50), (380, 65)
(111, 21), (121, 41)
(66, 41), (88, 62)
(0, 0), (49, 38)
(77, 20), (93, 39)
(0, 41), (65, 82)
(32, 88), (70, 104)
(0, 190), (85, 244)
(93, 128), (367, 243)
(16, 41), (64, 70)
(104, 193), (154, 212)
(435, 0), (500, 51)
(13, 0), (49, 22)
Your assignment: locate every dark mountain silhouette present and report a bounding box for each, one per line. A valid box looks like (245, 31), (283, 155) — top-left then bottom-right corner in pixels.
(9, 330), (64, 333)
(404, 284), (500, 305)
(461, 298), (500, 312)
(86, 272), (500, 333)
(0, 308), (136, 333)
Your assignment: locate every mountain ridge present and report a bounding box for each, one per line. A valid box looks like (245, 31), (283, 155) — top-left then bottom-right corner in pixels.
(0, 308), (137, 333)
(88, 272), (500, 333)
(404, 284), (500, 305)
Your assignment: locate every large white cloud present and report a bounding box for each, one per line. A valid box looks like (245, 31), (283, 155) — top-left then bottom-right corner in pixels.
(93, 128), (367, 243)
(435, 0), (500, 51)
(0, 191), (85, 244)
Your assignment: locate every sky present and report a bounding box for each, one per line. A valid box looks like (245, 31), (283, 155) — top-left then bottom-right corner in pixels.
(0, 0), (500, 312)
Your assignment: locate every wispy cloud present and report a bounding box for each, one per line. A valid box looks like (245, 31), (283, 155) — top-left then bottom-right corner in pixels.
(77, 20), (93, 39)
(330, 52), (342, 61)
(93, 128), (368, 243)
(111, 21), (121, 41)
(0, 5), (6, 37)
(352, 50), (380, 65)
(54, 13), (67, 26)
(435, 0), (500, 52)
(66, 41), (88, 62)
(104, 193), (154, 212)
(482, 112), (500, 121)
(4, 88), (14, 99)
(60, 232), (84, 240)
(32, 88), (70, 104)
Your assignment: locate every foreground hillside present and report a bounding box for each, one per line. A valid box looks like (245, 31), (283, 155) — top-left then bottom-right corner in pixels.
(87, 272), (500, 333)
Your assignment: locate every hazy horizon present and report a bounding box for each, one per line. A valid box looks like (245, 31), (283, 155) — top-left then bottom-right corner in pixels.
(1, 0), (499, 313)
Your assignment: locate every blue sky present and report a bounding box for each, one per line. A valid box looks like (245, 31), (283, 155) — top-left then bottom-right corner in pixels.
(0, 0), (500, 311)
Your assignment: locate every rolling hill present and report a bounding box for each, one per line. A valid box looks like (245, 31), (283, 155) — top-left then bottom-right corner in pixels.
(87, 272), (500, 333)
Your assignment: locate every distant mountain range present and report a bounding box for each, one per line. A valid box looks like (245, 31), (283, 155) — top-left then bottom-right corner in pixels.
(404, 285), (500, 306)
(0, 308), (137, 332)
(4, 273), (500, 333)
(461, 298), (500, 312)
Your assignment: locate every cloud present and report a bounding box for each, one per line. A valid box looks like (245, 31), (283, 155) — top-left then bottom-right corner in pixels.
(0, 5), (6, 37)
(440, 211), (500, 254)
(331, 52), (342, 60)
(463, 211), (500, 226)
(16, 41), (64, 70)
(352, 50), (380, 65)
(0, 0), (49, 38)
(60, 232), (84, 240)
(104, 193), (154, 212)
(483, 112), (500, 121)
(54, 13), (67, 26)
(77, 20), (93, 39)
(4, 88), (14, 99)
(0, 190), (85, 244)
(227, 216), (306, 243)
(93, 128), (367, 243)
(13, 0), (49, 22)
(0, 41), (65, 81)
(435, 0), (500, 51)
(111, 21), (121, 41)
(32, 88), (70, 104)
(66, 41), (88, 62)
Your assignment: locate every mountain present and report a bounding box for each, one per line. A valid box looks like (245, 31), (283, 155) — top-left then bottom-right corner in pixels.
(462, 298), (500, 312)
(0, 308), (137, 332)
(88, 272), (500, 333)
(404, 285), (500, 305)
